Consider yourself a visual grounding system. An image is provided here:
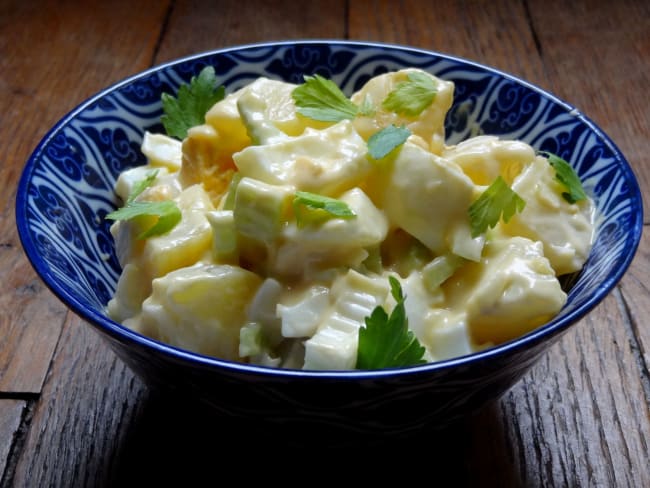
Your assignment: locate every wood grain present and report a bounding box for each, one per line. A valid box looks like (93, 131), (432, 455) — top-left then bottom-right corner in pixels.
(13, 298), (649, 486)
(0, 0), (648, 486)
(527, 0), (650, 221)
(154, 0), (347, 64)
(493, 295), (650, 486)
(348, 0), (547, 84)
(0, 279), (66, 393)
(0, 0), (171, 393)
(9, 315), (147, 488)
(0, 400), (25, 483)
(619, 230), (650, 376)
(350, 0), (650, 484)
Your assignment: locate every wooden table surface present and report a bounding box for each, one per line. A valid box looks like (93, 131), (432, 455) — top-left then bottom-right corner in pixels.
(2, 0), (649, 486)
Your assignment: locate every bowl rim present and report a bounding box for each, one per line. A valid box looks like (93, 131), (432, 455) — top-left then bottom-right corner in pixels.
(15, 39), (644, 379)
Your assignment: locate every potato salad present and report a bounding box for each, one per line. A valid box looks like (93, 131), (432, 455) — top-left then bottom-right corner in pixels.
(106, 67), (595, 370)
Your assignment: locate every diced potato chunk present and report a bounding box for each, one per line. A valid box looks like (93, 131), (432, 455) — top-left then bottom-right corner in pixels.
(443, 135), (535, 186)
(375, 141), (482, 260)
(141, 131), (182, 171)
(138, 263), (262, 361)
(422, 309), (474, 361)
(444, 236), (567, 345)
(273, 188), (388, 277)
(233, 120), (369, 196)
(204, 86), (252, 154)
(180, 124), (238, 204)
(500, 156), (595, 275)
(141, 184), (214, 279)
(107, 262), (151, 322)
(350, 68), (454, 154)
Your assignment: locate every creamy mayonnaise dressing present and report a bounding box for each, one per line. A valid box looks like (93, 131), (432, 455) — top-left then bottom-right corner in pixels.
(107, 69), (595, 370)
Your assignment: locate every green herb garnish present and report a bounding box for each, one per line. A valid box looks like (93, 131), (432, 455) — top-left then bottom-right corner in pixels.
(161, 66), (225, 139)
(382, 71), (438, 117)
(367, 124), (412, 160)
(469, 176), (526, 237)
(356, 276), (427, 369)
(105, 170), (181, 239)
(293, 191), (356, 227)
(291, 74), (359, 122)
(541, 151), (587, 204)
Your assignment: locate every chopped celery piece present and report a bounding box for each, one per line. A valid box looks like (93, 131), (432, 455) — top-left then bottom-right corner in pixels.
(239, 321), (263, 357)
(422, 253), (465, 292)
(303, 270), (389, 370)
(233, 177), (293, 242)
(381, 229), (432, 277)
(360, 245), (382, 274)
(247, 277), (284, 347)
(237, 88), (290, 145)
(206, 210), (238, 263)
(397, 239), (431, 277)
(222, 172), (242, 211)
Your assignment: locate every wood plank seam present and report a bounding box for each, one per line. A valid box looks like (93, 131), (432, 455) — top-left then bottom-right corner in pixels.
(614, 285), (650, 406)
(0, 400), (35, 488)
(0, 392), (39, 401)
(522, 0), (543, 57)
(150, 1), (176, 68)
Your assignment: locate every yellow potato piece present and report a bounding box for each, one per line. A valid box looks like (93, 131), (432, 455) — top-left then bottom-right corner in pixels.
(444, 236), (567, 345)
(351, 68), (454, 155)
(139, 263), (263, 361)
(443, 135), (535, 186)
(141, 184), (214, 280)
(179, 124), (238, 205)
(184, 78), (331, 205)
(501, 156), (595, 275)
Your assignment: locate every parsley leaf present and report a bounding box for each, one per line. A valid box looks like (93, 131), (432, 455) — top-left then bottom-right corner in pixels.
(293, 191), (356, 227)
(541, 151), (587, 204)
(367, 124), (412, 160)
(356, 276), (427, 370)
(291, 74), (359, 122)
(106, 201), (181, 239)
(106, 170), (181, 239)
(382, 71), (438, 117)
(469, 176), (526, 237)
(161, 66), (225, 139)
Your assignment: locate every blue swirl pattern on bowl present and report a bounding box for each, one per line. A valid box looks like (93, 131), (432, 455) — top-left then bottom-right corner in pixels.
(16, 41), (643, 438)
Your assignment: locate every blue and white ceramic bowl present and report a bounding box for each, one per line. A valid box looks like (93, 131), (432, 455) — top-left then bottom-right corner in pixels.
(16, 41), (643, 440)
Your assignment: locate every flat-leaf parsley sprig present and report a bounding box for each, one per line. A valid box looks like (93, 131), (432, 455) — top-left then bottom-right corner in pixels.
(469, 176), (526, 238)
(540, 151), (587, 204)
(291, 74), (359, 122)
(161, 66), (225, 139)
(367, 124), (412, 160)
(105, 170), (181, 239)
(356, 276), (427, 369)
(382, 71), (438, 117)
(293, 191), (356, 227)
(292, 71), (440, 160)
